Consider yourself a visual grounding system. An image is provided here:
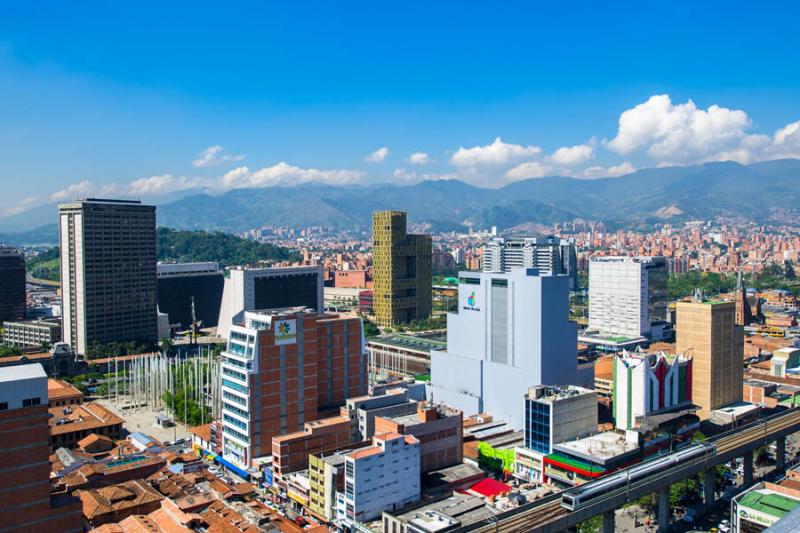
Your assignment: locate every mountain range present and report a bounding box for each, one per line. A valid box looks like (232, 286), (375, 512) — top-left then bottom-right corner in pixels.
(3, 159), (800, 244)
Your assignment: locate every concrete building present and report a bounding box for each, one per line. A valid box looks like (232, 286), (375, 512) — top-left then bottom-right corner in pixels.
(545, 431), (640, 486)
(0, 364), (82, 531)
(0, 247), (26, 323)
(514, 385), (597, 483)
(49, 401), (124, 452)
(428, 269), (578, 429)
(371, 211), (432, 328)
(220, 308), (366, 470)
(59, 199), (157, 354)
(771, 347), (800, 378)
(374, 402), (463, 473)
(588, 256), (668, 338)
(156, 262), (224, 329)
(0, 342), (76, 377)
(341, 387), (417, 442)
(339, 432), (421, 525)
(676, 300), (744, 419)
(2, 319), (62, 349)
(217, 265), (323, 339)
(483, 236), (578, 291)
(613, 351), (693, 430)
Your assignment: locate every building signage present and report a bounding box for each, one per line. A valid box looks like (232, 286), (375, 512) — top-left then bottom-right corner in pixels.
(462, 290), (481, 312)
(274, 319), (297, 345)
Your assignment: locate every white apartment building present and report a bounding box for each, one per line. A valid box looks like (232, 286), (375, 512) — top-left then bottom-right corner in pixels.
(483, 236), (578, 290)
(588, 256), (667, 338)
(337, 432), (421, 525)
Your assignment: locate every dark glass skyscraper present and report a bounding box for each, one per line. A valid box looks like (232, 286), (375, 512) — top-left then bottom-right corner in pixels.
(0, 248), (26, 323)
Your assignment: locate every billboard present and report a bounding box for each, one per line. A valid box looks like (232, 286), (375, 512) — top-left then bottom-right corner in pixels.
(274, 319), (297, 345)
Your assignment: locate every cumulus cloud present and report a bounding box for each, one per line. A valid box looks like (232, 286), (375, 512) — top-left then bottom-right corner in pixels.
(407, 152), (431, 165)
(192, 145), (245, 168)
(450, 137), (542, 167)
(219, 163), (364, 189)
(505, 161), (550, 181)
(49, 180), (122, 202)
(604, 94), (800, 165)
(365, 147), (390, 163)
(548, 143), (595, 167)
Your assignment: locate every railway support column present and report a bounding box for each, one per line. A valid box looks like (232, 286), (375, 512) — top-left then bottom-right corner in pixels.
(602, 510), (615, 533)
(776, 436), (786, 472)
(657, 486), (670, 532)
(703, 467), (716, 509)
(743, 450), (754, 486)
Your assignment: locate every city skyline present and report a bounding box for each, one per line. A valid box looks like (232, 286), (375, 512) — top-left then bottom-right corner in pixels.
(3, 2), (800, 217)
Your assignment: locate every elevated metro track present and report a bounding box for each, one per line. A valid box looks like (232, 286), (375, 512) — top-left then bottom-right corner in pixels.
(462, 408), (800, 533)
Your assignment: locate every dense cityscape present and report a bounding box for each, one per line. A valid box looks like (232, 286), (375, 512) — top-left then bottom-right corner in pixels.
(4, 4), (800, 533)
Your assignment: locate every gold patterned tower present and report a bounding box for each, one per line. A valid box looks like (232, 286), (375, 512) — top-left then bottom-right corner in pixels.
(372, 211), (432, 327)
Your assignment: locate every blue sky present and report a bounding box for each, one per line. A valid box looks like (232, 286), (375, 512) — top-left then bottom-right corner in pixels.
(2, 1), (800, 217)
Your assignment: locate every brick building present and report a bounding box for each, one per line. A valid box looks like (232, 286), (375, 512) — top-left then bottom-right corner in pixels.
(0, 364), (82, 532)
(271, 416), (353, 479)
(220, 308), (367, 470)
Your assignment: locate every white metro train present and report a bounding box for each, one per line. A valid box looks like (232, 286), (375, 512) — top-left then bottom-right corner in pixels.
(561, 442), (714, 511)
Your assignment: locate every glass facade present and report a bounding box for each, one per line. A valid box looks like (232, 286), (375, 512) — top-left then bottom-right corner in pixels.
(524, 399), (551, 454)
(157, 272), (223, 328)
(254, 272), (320, 311)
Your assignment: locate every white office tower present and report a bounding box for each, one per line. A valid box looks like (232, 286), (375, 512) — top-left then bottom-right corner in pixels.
(217, 265), (323, 339)
(588, 256), (667, 338)
(428, 269), (578, 429)
(482, 236), (578, 290)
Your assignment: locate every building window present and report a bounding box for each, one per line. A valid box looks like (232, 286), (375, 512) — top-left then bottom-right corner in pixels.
(0, 402), (7, 410)
(22, 397), (41, 407)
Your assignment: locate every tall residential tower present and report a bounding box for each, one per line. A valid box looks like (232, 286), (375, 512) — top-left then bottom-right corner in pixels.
(371, 211), (432, 328)
(483, 236), (578, 290)
(0, 247), (26, 323)
(59, 199), (157, 354)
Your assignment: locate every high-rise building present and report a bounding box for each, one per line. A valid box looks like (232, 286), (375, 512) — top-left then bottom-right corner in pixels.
(58, 199), (157, 354)
(0, 364), (82, 531)
(612, 351), (693, 430)
(483, 236), (578, 290)
(675, 300), (743, 419)
(217, 265), (323, 339)
(0, 247), (26, 323)
(156, 262), (224, 329)
(220, 308), (366, 470)
(371, 211), (432, 328)
(588, 256), (668, 338)
(428, 268), (578, 429)
(734, 270), (755, 326)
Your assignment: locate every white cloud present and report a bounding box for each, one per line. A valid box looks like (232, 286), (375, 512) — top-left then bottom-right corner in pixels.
(219, 163), (365, 189)
(548, 143), (594, 166)
(365, 147), (390, 163)
(581, 162), (636, 179)
(192, 145), (245, 168)
(603, 94), (798, 166)
(505, 161), (550, 181)
(407, 152), (431, 165)
(127, 174), (206, 195)
(49, 180), (123, 202)
(450, 137), (542, 167)
(5, 196), (40, 217)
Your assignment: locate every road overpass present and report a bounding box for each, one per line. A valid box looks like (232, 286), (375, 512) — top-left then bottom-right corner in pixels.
(461, 408), (800, 533)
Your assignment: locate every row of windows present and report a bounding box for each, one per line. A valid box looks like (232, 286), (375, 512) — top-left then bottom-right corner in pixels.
(223, 414), (248, 430)
(223, 401), (249, 419)
(222, 379), (248, 394)
(223, 391), (247, 406)
(224, 426), (250, 443)
(222, 367), (247, 382)
(22, 397), (41, 407)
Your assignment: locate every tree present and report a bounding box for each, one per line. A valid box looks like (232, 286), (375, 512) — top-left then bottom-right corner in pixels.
(362, 318), (380, 338)
(0, 345), (22, 357)
(160, 337), (173, 356)
(577, 515), (602, 533)
(784, 260), (796, 280)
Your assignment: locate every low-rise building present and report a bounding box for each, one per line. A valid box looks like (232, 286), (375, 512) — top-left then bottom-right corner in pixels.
(309, 452), (346, 523)
(545, 431), (640, 486)
(78, 479), (164, 528)
(2, 319), (62, 349)
(49, 401), (124, 452)
(48, 378), (84, 407)
(338, 432), (421, 525)
(271, 416), (352, 480)
(514, 385), (597, 483)
(374, 402), (463, 474)
(341, 387), (416, 442)
(731, 481), (800, 531)
(0, 341), (77, 376)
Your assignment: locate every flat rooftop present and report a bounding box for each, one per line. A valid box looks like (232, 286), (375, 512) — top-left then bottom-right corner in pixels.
(368, 334), (447, 353)
(0, 363), (46, 383)
(391, 491), (499, 528)
(555, 431), (639, 465)
(738, 488), (800, 519)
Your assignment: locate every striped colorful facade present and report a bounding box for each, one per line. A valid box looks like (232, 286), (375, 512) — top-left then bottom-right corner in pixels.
(613, 351), (692, 430)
